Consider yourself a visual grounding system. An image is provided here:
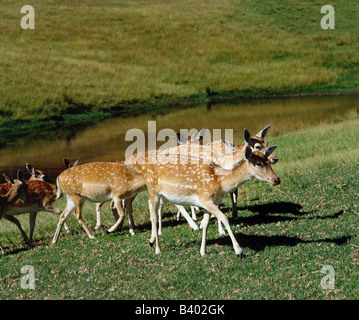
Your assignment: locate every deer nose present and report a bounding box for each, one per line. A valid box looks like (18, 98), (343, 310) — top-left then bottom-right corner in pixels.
(274, 177), (281, 185)
(270, 156), (278, 164)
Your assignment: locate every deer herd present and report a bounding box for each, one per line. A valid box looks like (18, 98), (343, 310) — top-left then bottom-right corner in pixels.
(0, 126), (280, 257)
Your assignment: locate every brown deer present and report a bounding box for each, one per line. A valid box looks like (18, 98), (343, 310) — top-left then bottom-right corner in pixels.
(0, 164), (70, 249)
(157, 128), (207, 234)
(52, 162), (147, 243)
(0, 171), (28, 254)
(63, 158), (118, 233)
(140, 145), (280, 256)
(229, 125), (278, 220)
(198, 125), (278, 235)
(93, 128), (207, 234)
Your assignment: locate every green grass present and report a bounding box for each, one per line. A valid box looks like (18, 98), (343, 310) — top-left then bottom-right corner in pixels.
(0, 116), (358, 299)
(1, 0), (359, 135)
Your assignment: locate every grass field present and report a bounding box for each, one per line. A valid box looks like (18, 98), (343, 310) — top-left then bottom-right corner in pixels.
(1, 0), (359, 137)
(0, 115), (358, 300)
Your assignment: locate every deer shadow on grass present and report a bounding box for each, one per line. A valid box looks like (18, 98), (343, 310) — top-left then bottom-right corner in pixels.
(207, 230), (352, 252)
(106, 210), (192, 235)
(208, 201), (348, 252)
(224, 201), (344, 227)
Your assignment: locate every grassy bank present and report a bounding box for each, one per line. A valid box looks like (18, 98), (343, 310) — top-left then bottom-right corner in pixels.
(1, 0), (359, 137)
(0, 116), (358, 299)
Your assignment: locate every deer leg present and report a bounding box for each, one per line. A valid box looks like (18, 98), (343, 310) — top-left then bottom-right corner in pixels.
(175, 205), (199, 231)
(0, 241), (5, 255)
(124, 197), (135, 236)
(103, 200), (122, 232)
(230, 189), (239, 220)
(29, 212), (37, 244)
(74, 200), (94, 239)
(3, 215), (29, 245)
(217, 219), (226, 236)
(148, 194), (160, 254)
(158, 197), (165, 236)
(200, 211), (211, 256)
(202, 202), (244, 257)
(43, 204), (71, 234)
(107, 197), (125, 233)
(111, 200), (120, 223)
(95, 202), (104, 231)
(52, 195), (75, 244)
(191, 206), (198, 221)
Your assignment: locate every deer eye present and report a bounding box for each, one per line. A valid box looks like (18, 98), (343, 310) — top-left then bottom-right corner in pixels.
(255, 162), (263, 167)
(254, 144), (261, 150)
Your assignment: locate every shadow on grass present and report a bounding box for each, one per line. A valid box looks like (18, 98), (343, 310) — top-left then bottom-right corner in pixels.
(225, 202), (344, 226)
(2, 202), (346, 255)
(133, 212), (187, 233)
(208, 231), (352, 252)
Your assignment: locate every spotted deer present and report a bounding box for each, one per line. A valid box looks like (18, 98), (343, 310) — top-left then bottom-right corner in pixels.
(0, 164), (70, 249)
(229, 125), (278, 220)
(0, 171), (28, 254)
(198, 125), (278, 235)
(160, 126), (278, 236)
(157, 128), (207, 234)
(92, 128), (207, 234)
(140, 145), (280, 256)
(63, 158), (120, 232)
(52, 162), (147, 243)
(121, 135), (246, 235)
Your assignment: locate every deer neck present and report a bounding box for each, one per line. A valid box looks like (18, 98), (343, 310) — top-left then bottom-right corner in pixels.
(0, 187), (19, 213)
(215, 144), (246, 170)
(218, 161), (253, 193)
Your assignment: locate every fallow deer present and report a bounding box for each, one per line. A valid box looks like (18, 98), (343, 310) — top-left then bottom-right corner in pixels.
(120, 135), (244, 236)
(63, 158), (119, 233)
(0, 171), (28, 254)
(140, 145), (280, 256)
(93, 128), (207, 234)
(168, 125), (278, 235)
(200, 125), (278, 235)
(229, 125), (278, 220)
(52, 162), (147, 243)
(157, 128), (207, 234)
(0, 164), (70, 248)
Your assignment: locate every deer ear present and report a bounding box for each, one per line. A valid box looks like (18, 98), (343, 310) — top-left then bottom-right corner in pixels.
(26, 163), (33, 175)
(17, 170), (24, 182)
(73, 158), (80, 167)
(220, 139), (235, 152)
(63, 158), (71, 168)
(175, 132), (187, 145)
(243, 128), (251, 145)
(256, 125), (271, 139)
(33, 170), (41, 177)
(3, 174), (14, 184)
(245, 145), (252, 161)
(196, 127), (207, 141)
(264, 145), (277, 158)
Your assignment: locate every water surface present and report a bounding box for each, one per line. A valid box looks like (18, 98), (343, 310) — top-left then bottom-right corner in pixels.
(0, 95), (357, 182)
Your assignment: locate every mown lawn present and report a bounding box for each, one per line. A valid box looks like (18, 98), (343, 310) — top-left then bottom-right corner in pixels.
(0, 116), (358, 300)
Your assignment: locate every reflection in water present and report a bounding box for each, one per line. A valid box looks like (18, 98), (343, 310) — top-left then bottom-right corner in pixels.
(0, 95), (357, 181)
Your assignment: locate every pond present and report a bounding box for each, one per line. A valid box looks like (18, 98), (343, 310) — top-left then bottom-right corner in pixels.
(0, 94), (357, 182)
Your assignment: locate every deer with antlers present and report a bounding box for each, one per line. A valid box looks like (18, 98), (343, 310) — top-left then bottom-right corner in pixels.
(0, 171), (28, 254)
(140, 145), (280, 256)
